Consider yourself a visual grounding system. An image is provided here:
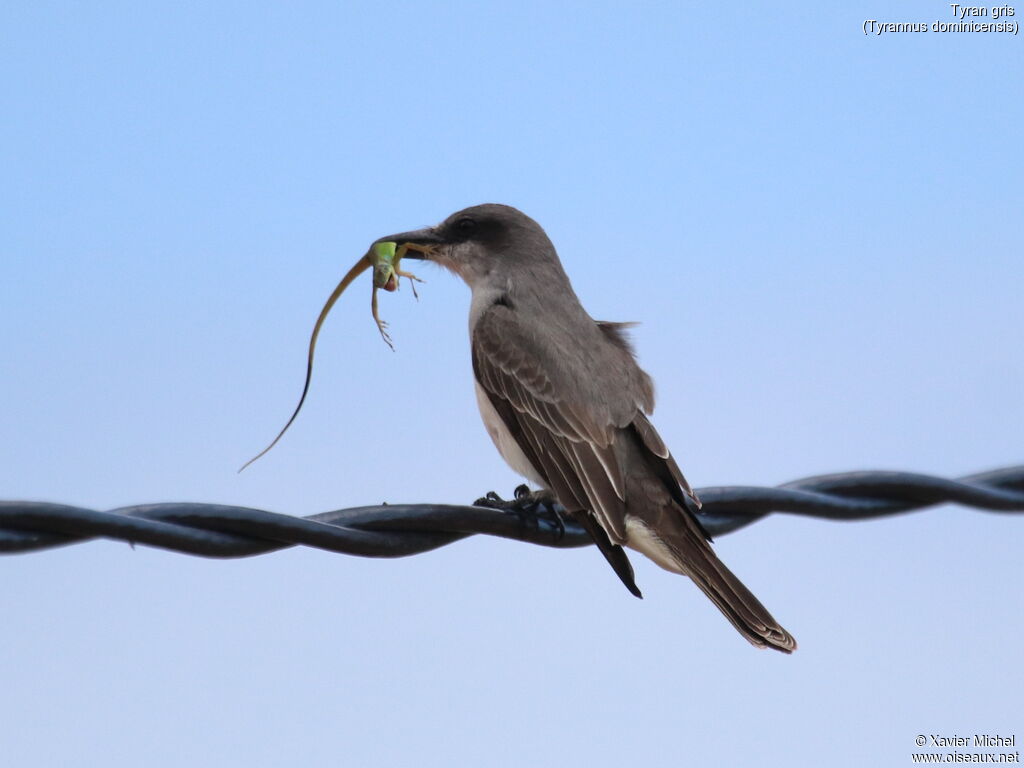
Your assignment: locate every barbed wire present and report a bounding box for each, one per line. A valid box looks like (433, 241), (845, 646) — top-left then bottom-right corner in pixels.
(1, 465), (1022, 558)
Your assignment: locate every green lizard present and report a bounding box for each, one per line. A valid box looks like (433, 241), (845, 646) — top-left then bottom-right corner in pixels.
(239, 240), (429, 471)
(370, 241), (425, 349)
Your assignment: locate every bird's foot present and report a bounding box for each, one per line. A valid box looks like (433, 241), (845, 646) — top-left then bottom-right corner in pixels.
(473, 485), (566, 542)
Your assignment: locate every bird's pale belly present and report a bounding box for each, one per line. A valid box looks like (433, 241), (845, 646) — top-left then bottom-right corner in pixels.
(473, 380), (547, 488)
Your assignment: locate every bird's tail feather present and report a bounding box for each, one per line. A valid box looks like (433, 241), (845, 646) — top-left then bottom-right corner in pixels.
(668, 534), (797, 653)
(631, 508), (796, 652)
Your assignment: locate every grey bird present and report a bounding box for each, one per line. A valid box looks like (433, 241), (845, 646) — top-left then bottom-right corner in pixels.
(382, 203), (796, 653)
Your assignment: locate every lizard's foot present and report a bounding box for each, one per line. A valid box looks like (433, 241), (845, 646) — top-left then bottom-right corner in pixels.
(375, 319), (394, 350)
(372, 289), (394, 350)
(396, 270), (424, 299)
(473, 485), (566, 541)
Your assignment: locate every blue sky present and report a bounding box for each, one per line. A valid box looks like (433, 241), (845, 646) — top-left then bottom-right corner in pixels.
(2, 2), (1021, 766)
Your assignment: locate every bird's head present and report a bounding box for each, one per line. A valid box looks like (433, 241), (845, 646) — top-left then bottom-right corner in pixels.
(376, 203), (555, 289)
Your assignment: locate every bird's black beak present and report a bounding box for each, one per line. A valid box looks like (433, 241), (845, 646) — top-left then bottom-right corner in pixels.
(374, 227), (445, 259)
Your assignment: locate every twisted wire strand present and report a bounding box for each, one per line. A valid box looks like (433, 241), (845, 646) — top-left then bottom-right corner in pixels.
(1, 465), (1022, 558)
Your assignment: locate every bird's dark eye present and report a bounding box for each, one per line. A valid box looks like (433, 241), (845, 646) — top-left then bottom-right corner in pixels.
(456, 217), (476, 235)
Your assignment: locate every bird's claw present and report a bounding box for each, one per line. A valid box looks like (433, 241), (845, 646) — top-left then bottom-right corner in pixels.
(472, 486), (566, 542)
(473, 490), (507, 507)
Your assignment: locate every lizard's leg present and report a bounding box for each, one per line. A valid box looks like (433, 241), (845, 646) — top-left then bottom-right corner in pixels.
(394, 244), (425, 299)
(395, 268), (424, 299)
(398, 243), (436, 258)
(371, 287), (394, 350)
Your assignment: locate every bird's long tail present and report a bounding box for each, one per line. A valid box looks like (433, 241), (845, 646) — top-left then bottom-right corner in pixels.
(675, 528), (794, 651)
(684, 549), (796, 653)
(630, 510), (797, 653)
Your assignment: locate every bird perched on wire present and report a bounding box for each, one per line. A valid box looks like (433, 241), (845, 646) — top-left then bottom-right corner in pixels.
(381, 204), (796, 652)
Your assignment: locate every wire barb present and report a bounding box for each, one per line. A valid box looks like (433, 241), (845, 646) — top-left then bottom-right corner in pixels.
(2, 466), (1022, 557)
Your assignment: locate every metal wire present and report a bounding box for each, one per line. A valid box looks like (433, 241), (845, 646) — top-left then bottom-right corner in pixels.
(2, 465), (1022, 558)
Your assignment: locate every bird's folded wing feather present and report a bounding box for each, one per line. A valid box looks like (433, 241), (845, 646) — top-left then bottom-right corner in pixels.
(471, 304), (633, 542)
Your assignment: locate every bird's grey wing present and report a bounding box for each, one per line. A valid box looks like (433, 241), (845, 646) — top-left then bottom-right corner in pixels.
(472, 302), (630, 527)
